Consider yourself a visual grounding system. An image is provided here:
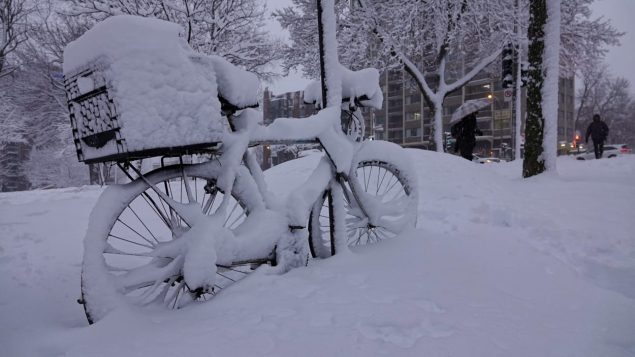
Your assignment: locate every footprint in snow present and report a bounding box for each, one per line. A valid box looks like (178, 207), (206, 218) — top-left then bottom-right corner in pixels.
(357, 319), (454, 348)
(413, 299), (445, 313)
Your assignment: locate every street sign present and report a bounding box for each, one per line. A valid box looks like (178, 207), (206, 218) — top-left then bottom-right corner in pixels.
(503, 88), (513, 102)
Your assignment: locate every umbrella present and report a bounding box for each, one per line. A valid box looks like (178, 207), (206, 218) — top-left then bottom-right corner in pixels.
(449, 98), (491, 124)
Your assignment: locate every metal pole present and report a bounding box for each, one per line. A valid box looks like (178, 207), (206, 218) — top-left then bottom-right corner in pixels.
(316, 0), (341, 109)
(317, 0), (328, 109)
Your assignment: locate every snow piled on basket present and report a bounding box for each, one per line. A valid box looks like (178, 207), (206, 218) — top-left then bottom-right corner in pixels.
(189, 54), (260, 109)
(63, 15), (258, 154)
(304, 65), (383, 109)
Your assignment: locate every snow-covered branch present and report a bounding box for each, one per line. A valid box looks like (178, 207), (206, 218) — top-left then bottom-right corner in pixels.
(69, 0), (286, 79)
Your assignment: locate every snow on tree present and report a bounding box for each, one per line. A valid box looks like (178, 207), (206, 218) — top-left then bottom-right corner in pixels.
(541, 0), (561, 172)
(278, 0), (515, 152)
(523, 0), (561, 177)
(513, 0), (621, 171)
(357, 0), (517, 152)
(0, 0), (32, 78)
(512, 0), (622, 78)
(273, 0), (350, 79)
(68, 0), (285, 79)
(0, 95), (25, 144)
(0, 96), (26, 190)
(559, 0), (623, 77)
(1, 5), (90, 189)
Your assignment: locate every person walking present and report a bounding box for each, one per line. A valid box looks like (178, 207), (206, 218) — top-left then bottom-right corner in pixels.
(585, 114), (609, 159)
(452, 112), (483, 161)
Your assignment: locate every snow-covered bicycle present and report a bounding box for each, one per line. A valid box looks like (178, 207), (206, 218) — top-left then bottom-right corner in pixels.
(64, 2), (417, 324)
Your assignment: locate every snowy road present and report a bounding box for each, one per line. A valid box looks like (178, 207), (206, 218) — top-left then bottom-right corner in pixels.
(1, 151), (634, 356)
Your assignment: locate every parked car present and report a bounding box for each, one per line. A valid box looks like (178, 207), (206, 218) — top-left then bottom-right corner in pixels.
(575, 144), (631, 160)
(472, 154), (501, 164)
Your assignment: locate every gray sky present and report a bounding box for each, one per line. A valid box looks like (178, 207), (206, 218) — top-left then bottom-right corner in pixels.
(590, 0), (635, 94)
(266, 0), (634, 95)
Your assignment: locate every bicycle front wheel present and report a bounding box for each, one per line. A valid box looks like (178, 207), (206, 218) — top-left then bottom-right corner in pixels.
(81, 162), (263, 323)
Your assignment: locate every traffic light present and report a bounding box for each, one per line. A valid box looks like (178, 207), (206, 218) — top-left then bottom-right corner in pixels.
(573, 134), (581, 148)
(502, 43), (514, 89)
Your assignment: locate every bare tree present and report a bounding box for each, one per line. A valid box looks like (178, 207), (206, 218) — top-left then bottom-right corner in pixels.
(577, 73), (631, 140)
(574, 62), (607, 133)
(0, 0), (32, 78)
(611, 102), (635, 148)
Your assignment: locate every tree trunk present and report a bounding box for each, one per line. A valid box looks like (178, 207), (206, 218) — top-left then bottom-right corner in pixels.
(523, 0), (547, 178)
(434, 104), (444, 152)
(541, 0), (561, 172)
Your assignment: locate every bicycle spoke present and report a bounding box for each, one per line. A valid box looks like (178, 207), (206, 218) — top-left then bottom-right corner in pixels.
(227, 210), (246, 230)
(181, 169), (196, 204)
(224, 200), (240, 226)
(108, 233), (154, 250)
(202, 191), (219, 215)
(385, 175), (401, 196)
(216, 271), (237, 282)
(140, 191), (172, 230)
(217, 265), (250, 274)
(366, 164), (373, 191)
(126, 205), (160, 243)
(376, 168), (389, 195)
(376, 163), (381, 194)
(116, 218), (156, 247)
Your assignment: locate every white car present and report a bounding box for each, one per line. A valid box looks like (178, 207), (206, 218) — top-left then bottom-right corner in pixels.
(472, 154), (501, 164)
(575, 144), (631, 160)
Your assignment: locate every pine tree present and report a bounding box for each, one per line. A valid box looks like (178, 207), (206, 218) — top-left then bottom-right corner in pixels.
(523, 0), (547, 178)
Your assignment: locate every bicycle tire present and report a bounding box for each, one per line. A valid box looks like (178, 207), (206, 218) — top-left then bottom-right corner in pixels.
(81, 162), (263, 323)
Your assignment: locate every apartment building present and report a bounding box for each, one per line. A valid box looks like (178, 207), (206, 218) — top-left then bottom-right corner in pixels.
(261, 88), (317, 168)
(369, 67), (575, 159)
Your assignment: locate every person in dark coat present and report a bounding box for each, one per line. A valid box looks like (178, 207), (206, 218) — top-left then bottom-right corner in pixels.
(585, 114), (609, 159)
(452, 112), (483, 161)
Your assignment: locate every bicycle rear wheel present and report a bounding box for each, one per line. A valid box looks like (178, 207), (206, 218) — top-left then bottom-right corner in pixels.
(81, 162), (264, 323)
(308, 141), (418, 257)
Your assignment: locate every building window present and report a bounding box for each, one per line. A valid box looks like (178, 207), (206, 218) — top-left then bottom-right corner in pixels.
(407, 127), (421, 138)
(405, 94), (421, 105)
(388, 129), (403, 140)
(388, 99), (402, 108)
(405, 112), (421, 121)
(388, 114), (402, 127)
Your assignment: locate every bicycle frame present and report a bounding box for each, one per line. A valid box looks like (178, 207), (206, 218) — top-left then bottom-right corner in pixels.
(117, 0), (376, 265)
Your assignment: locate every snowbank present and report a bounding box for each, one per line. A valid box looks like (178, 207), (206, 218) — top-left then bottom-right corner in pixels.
(1, 153), (634, 356)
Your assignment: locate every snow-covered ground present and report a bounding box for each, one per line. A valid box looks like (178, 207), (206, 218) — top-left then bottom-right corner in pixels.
(1, 151), (634, 356)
